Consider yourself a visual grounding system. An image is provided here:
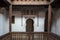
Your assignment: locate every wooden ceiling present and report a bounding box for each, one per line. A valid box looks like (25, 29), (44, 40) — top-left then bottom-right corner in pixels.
(0, 0), (60, 8)
(51, 0), (60, 8)
(0, 0), (10, 7)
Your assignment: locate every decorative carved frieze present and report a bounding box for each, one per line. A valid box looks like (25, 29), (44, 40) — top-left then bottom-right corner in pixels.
(11, 0), (49, 5)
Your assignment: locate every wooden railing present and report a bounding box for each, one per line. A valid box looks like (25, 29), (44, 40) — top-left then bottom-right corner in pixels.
(11, 32), (48, 40)
(0, 32), (59, 40)
(0, 33), (11, 40)
(48, 33), (60, 40)
(12, 32), (60, 40)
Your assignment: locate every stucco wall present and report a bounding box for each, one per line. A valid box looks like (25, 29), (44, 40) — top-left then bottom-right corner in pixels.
(0, 13), (9, 36)
(0, 14), (4, 36)
(12, 16), (45, 32)
(51, 8), (60, 35)
(0, 8), (9, 36)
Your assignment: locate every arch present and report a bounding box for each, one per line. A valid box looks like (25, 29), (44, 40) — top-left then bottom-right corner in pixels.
(26, 18), (34, 32)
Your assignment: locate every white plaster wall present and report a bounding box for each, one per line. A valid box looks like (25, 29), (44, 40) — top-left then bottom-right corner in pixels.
(0, 8), (9, 36)
(0, 14), (4, 36)
(12, 16), (26, 32)
(34, 17), (45, 32)
(12, 15), (45, 32)
(0, 13), (9, 36)
(51, 8), (60, 35)
(3, 14), (9, 34)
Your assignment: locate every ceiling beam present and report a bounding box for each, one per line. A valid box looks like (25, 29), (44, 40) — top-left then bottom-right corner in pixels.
(51, 0), (60, 8)
(4, 0), (11, 4)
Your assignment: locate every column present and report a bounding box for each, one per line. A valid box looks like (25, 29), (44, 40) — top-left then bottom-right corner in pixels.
(9, 5), (12, 32)
(48, 4), (52, 33)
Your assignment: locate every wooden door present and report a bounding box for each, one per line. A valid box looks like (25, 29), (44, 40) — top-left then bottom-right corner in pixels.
(26, 18), (34, 32)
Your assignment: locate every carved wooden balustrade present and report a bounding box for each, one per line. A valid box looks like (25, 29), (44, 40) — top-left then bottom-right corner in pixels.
(11, 32), (59, 40)
(0, 32), (59, 40)
(11, 0), (50, 5)
(12, 32), (48, 40)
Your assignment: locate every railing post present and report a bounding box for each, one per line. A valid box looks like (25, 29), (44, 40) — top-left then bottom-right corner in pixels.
(48, 4), (52, 40)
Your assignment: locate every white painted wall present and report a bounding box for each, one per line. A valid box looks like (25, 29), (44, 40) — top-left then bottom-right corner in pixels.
(0, 8), (9, 36)
(0, 14), (4, 36)
(34, 16), (45, 32)
(51, 8), (60, 35)
(0, 13), (9, 36)
(12, 16), (26, 32)
(12, 11), (45, 32)
(12, 16), (45, 32)
(3, 14), (9, 34)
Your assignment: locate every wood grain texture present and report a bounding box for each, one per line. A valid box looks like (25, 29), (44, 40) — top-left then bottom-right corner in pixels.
(9, 5), (12, 32)
(48, 5), (52, 33)
(0, 33), (11, 40)
(0, 32), (59, 40)
(11, 32), (48, 40)
(11, 0), (49, 5)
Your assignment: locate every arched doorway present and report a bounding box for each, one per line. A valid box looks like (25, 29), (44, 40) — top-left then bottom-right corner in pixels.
(26, 18), (34, 32)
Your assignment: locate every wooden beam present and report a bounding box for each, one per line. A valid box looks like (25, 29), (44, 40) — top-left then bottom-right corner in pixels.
(48, 4), (52, 33)
(0, 7), (2, 13)
(4, 0), (11, 4)
(12, 1), (49, 5)
(44, 10), (48, 32)
(9, 5), (12, 32)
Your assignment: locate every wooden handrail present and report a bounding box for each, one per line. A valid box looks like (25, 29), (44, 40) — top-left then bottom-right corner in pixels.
(12, 32), (48, 34)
